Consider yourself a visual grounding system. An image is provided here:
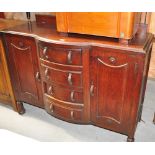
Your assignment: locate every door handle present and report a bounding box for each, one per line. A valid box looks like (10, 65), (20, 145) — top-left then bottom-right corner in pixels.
(70, 91), (75, 102)
(45, 68), (49, 79)
(43, 47), (48, 59)
(67, 50), (72, 64)
(90, 82), (94, 96)
(35, 72), (41, 81)
(48, 85), (54, 95)
(68, 73), (73, 85)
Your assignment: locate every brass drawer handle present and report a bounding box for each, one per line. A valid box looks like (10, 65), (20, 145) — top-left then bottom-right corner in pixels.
(48, 86), (53, 95)
(11, 43), (30, 51)
(70, 91), (75, 102)
(49, 103), (54, 113)
(43, 47), (48, 59)
(109, 56), (116, 63)
(90, 81), (94, 96)
(45, 68), (49, 79)
(70, 110), (74, 119)
(67, 50), (72, 64)
(35, 72), (40, 81)
(68, 73), (72, 85)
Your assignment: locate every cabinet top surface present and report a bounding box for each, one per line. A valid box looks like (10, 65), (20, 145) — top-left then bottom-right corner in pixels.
(0, 19), (26, 31)
(0, 20), (153, 53)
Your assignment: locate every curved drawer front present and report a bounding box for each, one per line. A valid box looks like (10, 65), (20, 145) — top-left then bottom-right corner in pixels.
(44, 94), (84, 123)
(38, 41), (82, 66)
(91, 47), (130, 67)
(41, 64), (83, 88)
(45, 83), (83, 104)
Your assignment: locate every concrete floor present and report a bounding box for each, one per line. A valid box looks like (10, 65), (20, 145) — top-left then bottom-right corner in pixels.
(0, 79), (155, 142)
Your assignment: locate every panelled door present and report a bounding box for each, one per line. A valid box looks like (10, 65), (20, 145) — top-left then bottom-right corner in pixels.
(90, 46), (143, 134)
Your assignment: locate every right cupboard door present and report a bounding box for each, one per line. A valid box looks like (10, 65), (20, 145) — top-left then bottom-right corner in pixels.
(90, 47), (144, 134)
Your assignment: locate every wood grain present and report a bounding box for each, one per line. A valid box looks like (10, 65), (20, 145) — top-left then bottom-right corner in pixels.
(1, 20), (153, 141)
(56, 12), (141, 40)
(5, 34), (44, 108)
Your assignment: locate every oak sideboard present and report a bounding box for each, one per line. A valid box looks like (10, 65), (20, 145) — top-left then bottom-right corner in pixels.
(0, 21), (153, 142)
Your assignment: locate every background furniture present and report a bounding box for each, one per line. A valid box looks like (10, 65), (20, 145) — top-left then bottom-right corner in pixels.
(56, 12), (141, 42)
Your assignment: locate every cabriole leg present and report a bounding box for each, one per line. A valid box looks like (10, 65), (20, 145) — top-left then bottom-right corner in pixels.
(16, 101), (25, 114)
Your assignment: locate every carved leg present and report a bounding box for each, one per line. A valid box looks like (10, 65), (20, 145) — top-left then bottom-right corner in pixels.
(16, 101), (25, 114)
(127, 137), (135, 142)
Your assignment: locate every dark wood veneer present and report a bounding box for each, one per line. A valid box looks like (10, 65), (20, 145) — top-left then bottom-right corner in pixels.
(4, 34), (44, 108)
(2, 22), (153, 141)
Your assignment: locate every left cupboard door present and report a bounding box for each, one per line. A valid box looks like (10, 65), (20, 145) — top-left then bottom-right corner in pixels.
(4, 34), (44, 108)
(0, 36), (20, 112)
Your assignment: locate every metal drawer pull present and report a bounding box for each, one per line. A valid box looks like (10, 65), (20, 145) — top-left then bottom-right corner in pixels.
(45, 68), (49, 79)
(49, 103), (54, 113)
(43, 47), (48, 59)
(70, 91), (75, 102)
(67, 50), (72, 64)
(68, 73), (73, 85)
(35, 72), (40, 81)
(70, 111), (74, 119)
(48, 86), (53, 95)
(109, 56), (116, 63)
(90, 82), (94, 96)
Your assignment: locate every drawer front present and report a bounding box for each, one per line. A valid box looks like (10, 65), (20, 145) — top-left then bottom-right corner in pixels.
(38, 41), (82, 66)
(91, 47), (131, 67)
(8, 35), (33, 50)
(45, 83), (83, 104)
(44, 94), (83, 122)
(41, 64), (83, 87)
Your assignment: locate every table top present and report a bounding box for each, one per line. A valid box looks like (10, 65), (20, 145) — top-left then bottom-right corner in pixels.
(0, 19), (26, 30)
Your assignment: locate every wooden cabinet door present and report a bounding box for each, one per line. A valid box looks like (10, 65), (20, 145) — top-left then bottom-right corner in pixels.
(90, 47), (144, 134)
(0, 38), (12, 104)
(5, 34), (43, 108)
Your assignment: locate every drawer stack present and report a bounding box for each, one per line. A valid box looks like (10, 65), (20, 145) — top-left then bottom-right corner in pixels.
(38, 41), (88, 123)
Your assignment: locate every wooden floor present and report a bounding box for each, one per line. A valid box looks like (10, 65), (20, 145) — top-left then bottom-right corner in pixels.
(149, 41), (155, 79)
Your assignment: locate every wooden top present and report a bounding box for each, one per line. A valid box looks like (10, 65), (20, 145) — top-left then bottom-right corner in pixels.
(0, 20), (154, 53)
(0, 19), (26, 31)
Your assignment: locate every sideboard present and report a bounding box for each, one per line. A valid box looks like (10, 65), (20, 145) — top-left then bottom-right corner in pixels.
(0, 21), (153, 142)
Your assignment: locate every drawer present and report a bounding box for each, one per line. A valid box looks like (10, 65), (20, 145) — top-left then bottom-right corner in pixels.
(7, 34), (34, 50)
(91, 47), (131, 67)
(44, 94), (83, 122)
(44, 82), (83, 104)
(41, 64), (83, 88)
(38, 41), (82, 66)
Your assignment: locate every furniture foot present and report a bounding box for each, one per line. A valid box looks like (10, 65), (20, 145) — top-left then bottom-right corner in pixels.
(16, 101), (25, 114)
(138, 104), (143, 122)
(153, 112), (155, 124)
(127, 137), (134, 142)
